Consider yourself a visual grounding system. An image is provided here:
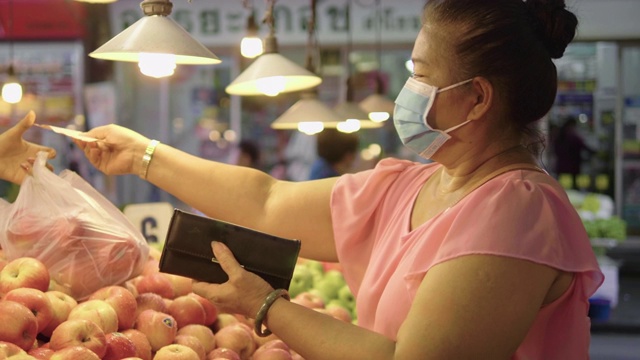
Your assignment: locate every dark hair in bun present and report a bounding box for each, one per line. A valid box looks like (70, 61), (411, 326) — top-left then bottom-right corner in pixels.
(525, 0), (578, 59)
(423, 0), (579, 154)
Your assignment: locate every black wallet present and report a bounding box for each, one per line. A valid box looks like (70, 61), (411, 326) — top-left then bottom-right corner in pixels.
(159, 209), (301, 290)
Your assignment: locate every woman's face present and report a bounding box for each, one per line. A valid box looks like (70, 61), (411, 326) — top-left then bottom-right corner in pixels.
(410, 24), (473, 133)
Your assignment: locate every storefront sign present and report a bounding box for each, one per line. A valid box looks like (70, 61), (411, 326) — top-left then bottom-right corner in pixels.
(0, 0), (85, 40)
(123, 202), (175, 245)
(109, 0), (425, 47)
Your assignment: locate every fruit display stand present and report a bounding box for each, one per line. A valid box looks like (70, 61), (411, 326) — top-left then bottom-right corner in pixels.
(566, 189), (627, 320)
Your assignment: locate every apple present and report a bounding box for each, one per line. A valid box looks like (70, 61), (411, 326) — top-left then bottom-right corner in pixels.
(41, 291), (78, 337)
(0, 301), (38, 351)
(0, 257), (50, 295)
(0, 341), (26, 358)
(50, 346), (101, 360)
(134, 310), (177, 352)
(213, 313), (239, 332)
(154, 344), (200, 360)
(288, 266), (313, 299)
(252, 348), (292, 360)
(103, 332), (137, 360)
(206, 348), (241, 360)
(312, 271), (345, 303)
(292, 292), (324, 309)
(166, 274), (193, 297)
(3, 288), (53, 333)
(214, 324), (255, 360)
(253, 339), (290, 359)
(142, 258), (160, 276)
(89, 285), (138, 330)
(27, 347), (54, 359)
(135, 273), (174, 299)
(121, 329), (152, 360)
(47, 279), (73, 297)
(135, 293), (168, 319)
(337, 285), (356, 313)
(176, 324), (216, 354)
(123, 278), (140, 298)
(187, 293), (218, 326)
(49, 319), (107, 358)
(168, 295), (206, 328)
(173, 334), (206, 360)
(324, 302), (352, 323)
(68, 299), (119, 334)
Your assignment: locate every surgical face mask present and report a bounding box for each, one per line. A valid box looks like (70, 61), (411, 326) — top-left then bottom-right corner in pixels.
(393, 77), (473, 159)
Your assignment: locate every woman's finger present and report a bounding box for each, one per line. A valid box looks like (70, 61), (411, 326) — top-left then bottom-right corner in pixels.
(211, 241), (243, 279)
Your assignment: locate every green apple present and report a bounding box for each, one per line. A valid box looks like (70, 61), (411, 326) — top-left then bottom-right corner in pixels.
(337, 284), (356, 314)
(313, 277), (344, 302)
(288, 264), (314, 298)
(304, 260), (325, 286)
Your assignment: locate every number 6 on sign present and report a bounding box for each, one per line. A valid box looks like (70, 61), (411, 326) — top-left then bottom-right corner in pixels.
(123, 202), (174, 249)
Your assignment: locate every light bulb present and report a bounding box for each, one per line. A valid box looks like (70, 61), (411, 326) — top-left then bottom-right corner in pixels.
(368, 111), (390, 122)
(337, 119), (361, 133)
(241, 37), (264, 58)
(138, 52), (177, 78)
(1, 81), (22, 104)
(256, 76), (286, 97)
(297, 122), (324, 135)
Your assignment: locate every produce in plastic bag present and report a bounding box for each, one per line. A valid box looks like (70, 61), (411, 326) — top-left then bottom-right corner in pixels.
(0, 151), (149, 300)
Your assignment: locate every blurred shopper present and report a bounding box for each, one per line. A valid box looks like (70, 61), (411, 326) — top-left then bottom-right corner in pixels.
(308, 129), (359, 180)
(231, 139), (261, 169)
(74, 0), (602, 358)
(0, 111), (56, 185)
(553, 115), (596, 185)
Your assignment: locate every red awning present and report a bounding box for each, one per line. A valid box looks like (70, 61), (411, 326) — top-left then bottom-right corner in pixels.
(0, 0), (86, 40)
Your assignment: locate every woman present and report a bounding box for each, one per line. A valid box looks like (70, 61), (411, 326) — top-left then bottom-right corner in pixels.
(0, 111), (56, 184)
(75, 0), (602, 358)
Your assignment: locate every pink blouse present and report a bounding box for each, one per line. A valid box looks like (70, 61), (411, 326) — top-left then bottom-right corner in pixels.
(331, 158), (604, 359)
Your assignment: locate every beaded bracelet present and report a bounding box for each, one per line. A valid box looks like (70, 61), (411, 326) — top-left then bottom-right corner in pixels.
(139, 139), (160, 179)
(254, 288), (290, 337)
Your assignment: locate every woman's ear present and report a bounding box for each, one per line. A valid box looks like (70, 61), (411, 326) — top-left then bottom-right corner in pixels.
(468, 77), (493, 121)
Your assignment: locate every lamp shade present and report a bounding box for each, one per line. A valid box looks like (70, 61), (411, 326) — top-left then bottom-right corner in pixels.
(89, 15), (220, 65)
(359, 93), (395, 122)
(334, 101), (383, 129)
(271, 92), (343, 131)
(226, 53), (322, 96)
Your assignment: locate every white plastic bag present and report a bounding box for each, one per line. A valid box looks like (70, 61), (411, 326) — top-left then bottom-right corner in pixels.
(0, 151), (149, 300)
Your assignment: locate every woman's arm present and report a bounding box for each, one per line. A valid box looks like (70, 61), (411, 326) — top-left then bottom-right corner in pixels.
(78, 125), (339, 261)
(198, 243), (562, 360)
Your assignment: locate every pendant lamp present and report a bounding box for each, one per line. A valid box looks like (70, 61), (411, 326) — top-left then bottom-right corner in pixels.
(89, 0), (221, 78)
(358, 0), (394, 122)
(226, 0), (322, 97)
(271, 0), (343, 134)
(2, 0), (22, 104)
(333, 0), (383, 133)
(240, 3), (264, 59)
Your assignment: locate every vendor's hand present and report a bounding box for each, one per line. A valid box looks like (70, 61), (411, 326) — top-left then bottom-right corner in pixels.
(192, 241), (273, 319)
(0, 111), (56, 184)
(73, 124), (150, 176)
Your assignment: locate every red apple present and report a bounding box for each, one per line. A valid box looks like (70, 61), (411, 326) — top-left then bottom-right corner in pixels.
(173, 334), (206, 360)
(213, 313), (239, 332)
(89, 285), (137, 330)
(49, 319), (107, 358)
(27, 346), (54, 359)
(177, 325), (216, 354)
(121, 329), (152, 360)
(68, 299), (119, 333)
(0, 301), (38, 351)
(135, 273), (174, 299)
(252, 348), (292, 360)
(3, 288), (53, 334)
(50, 345), (101, 360)
(168, 295), (206, 328)
(134, 310), (177, 352)
(206, 348), (241, 360)
(214, 323), (255, 360)
(0, 257), (50, 295)
(135, 293), (168, 318)
(166, 274), (193, 298)
(0, 341), (26, 358)
(324, 303), (352, 323)
(41, 291), (78, 337)
(292, 292), (324, 309)
(103, 332), (137, 360)
(187, 293), (218, 326)
(142, 258), (160, 276)
(154, 344), (200, 360)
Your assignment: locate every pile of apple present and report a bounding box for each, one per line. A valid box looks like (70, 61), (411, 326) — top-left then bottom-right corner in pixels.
(0, 247), (356, 360)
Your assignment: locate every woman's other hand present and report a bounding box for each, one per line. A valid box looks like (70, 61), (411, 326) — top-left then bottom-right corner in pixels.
(192, 241), (273, 319)
(74, 124), (150, 176)
(0, 111), (56, 184)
